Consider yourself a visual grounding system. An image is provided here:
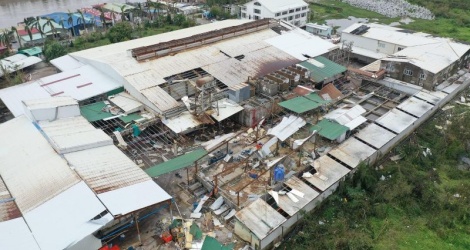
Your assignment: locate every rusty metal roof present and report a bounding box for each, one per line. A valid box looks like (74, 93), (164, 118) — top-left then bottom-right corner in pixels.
(275, 176), (320, 216)
(64, 145), (151, 194)
(0, 177), (21, 222)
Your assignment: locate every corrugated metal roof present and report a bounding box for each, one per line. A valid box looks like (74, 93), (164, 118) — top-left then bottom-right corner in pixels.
(0, 116), (80, 213)
(235, 198), (286, 240)
(298, 56), (347, 82)
(276, 176), (319, 216)
(64, 145), (151, 194)
(0, 81), (50, 117)
(319, 83), (343, 100)
(23, 181), (110, 250)
(211, 98), (244, 122)
(355, 123), (396, 149)
(0, 55), (42, 77)
(328, 137), (376, 169)
(50, 55), (84, 71)
(108, 92), (143, 114)
(253, 0), (307, 13)
(140, 86), (181, 113)
(23, 96), (77, 110)
(162, 111), (202, 134)
(0, 177), (21, 222)
(375, 109), (417, 134)
(268, 115), (306, 141)
(323, 105), (367, 129)
(413, 90), (442, 105)
(39, 116), (113, 154)
(97, 180), (172, 216)
(0, 218), (40, 250)
(397, 97), (434, 117)
(304, 155), (350, 191)
(80, 101), (115, 122)
(145, 148), (207, 177)
(278, 96), (321, 113)
(311, 119), (349, 140)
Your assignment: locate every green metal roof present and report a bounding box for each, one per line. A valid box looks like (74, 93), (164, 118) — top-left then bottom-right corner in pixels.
(311, 119), (349, 140)
(305, 92), (330, 104)
(19, 47), (42, 56)
(299, 56), (347, 82)
(145, 148), (208, 177)
(119, 113), (143, 123)
(80, 102), (114, 122)
(278, 96), (320, 114)
(201, 236), (234, 250)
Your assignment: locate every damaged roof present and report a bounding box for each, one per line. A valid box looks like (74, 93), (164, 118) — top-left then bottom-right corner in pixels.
(311, 119), (349, 141)
(303, 155), (350, 191)
(145, 148), (208, 177)
(328, 137), (376, 169)
(298, 56), (347, 82)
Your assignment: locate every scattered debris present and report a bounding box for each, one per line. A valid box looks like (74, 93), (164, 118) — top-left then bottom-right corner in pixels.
(422, 148), (432, 157)
(454, 193), (461, 198)
(390, 154), (403, 161)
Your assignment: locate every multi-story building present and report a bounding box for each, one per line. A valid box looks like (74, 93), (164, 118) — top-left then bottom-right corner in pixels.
(240, 0), (309, 27)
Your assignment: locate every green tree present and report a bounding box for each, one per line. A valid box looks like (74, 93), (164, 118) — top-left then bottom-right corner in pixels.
(42, 17), (57, 39)
(77, 9), (88, 34)
(173, 14), (186, 26)
(44, 40), (67, 61)
(107, 22), (133, 43)
(11, 26), (22, 48)
(166, 13), (172, 24)
(209, 5), (222, 19)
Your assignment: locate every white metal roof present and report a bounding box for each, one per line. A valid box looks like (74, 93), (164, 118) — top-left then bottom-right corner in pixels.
(0, 81), (50, 117)
(22, 96), (77, 110)
(97, 180), (172, 216)
(323, 105), (367, 129)
(413, 90), (443, 105)
(306, 23), (330, 30)
(354, 123), (396, 149)
(211, 98), (244, 122)
(108, 92), (143, 114)
(23, 181), (111, 250)
(349, 45), (387, 59)
(265, 29), (337, 60)
(140, 86), (181, 113)
(375, 109), (417, 134)
(0, 55), (42, 77)
(64, 145), (151, 194)
(397, 97), (434, 117)
(162, 111), (201, 134)
(38, 64), (122, 101)
(38, 116), (113, 154)
(249, 0), (308, 13)
(268, 115), (306, 141)
(0, 218), (40, 250)
(303, 155), (350, 191)
(328, 137), (376, 169)
(50, 55), (84, 72)
(0, 177), (22, 223)
(440, 83), (462, 94)
(276, 176), (319, 216)
(235, 198), (286, 240)
(0, 116), (80, 212)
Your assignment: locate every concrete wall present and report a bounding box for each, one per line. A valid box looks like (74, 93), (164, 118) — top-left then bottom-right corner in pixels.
(241, 1), (309, 26)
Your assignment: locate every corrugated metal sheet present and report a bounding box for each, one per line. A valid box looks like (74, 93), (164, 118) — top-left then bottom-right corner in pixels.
(276, 176), (319, 216)
(0, 218), (40, 250)
(162, 111), (202, 134)
(304, 155), (350, 191)
(0, 178), (21, 222)
(140, 86), (181, 113)
(355, 123), (396, 149)
(0, 81), (50, 117)
(124, 69), (166, 91)
(0, 55), (42, 77)
(145, 148), (207, 177)
(0, 116), (80, 213)
(211, 98), (244, 122)
(397, 97), (434, 117)
(23, 181), (110, 250)
(413, 90), (442, 105)
(298, 56), (346, 82)
(64, 145), (151, 194)
(268, 115), (306, 141)
(39, 116), (113, 154)
(50, 55), (84, 71)
(311, 119), (349, 140)
(212, 30), (278, 57)
(80, 101), (115, 122)
(328, 137), (376, 169)
(319, 83), (343, 100)
(97, 180), (172, 216)
(323, 105), (367, 129)
(375, 109), (417, 134)
(23, 96), (77, 110)
(235, 198), (286, 240)
(108, 92), (143, 114)
(278, 96), (320, 114)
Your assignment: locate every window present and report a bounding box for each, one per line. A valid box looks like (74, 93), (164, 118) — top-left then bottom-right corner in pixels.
(404, 68), (413, 76)
(241, 13), (246, 18)
(301, 13), (306, 17)
(275, 12), (281, 17)
(302, 6), (307, 10)
(296, 8), (301, 12)
(254, 15), (260, 20)
(283, 18), (287, 21)
(397, 47), (404, 51)
(295, 14), (300, 19)
(289, 9), (294, 13)
(242, 7), (246, 10)
(288, 16), (293, 20)
(254, 2), (261, 6)
(282, 11), (288, 15)
(254, 9), (261, 14)
(420, 72), (426, 80)
(378, 42), (385, 48)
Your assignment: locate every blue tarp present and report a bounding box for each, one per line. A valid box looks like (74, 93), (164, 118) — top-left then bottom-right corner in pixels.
(42, 12), (102, 35)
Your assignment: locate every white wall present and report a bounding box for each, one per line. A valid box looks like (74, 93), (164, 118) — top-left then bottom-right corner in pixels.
(241, 0), (309, 27)
(341, 33), (378, 52)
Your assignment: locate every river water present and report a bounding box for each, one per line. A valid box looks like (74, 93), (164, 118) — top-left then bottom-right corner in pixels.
(0, 0), (129, 28)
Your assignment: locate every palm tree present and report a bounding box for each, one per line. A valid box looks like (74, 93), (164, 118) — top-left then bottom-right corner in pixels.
(67, 10), (75, 37)
(120, 5), (127, 22)
(32, 16), (46, 40)
(111, 12), (117, 26)
(24, 25), (33, 43)
(42, 17), (57, 40)
(77, 9), (88, 34)
(97, 7), (107, 31)
(0, 31), (13, 51)
(11, 26), (22, 48)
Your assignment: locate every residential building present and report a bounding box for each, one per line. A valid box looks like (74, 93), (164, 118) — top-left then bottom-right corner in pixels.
(305, 23), (332, 37)
(341, 23), (470, 90)
(240, 0), (309, 27)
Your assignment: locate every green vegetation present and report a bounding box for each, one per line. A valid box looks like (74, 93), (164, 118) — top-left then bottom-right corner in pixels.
(310, 0), (470, 43)
(107, 22), (133, 43)
(283, 96), (470, 249)
(44, 40), (67, 61)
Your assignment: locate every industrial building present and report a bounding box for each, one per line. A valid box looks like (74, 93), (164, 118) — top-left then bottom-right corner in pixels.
(240, 0), (310, 27)
(1, 18), (470, 250)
